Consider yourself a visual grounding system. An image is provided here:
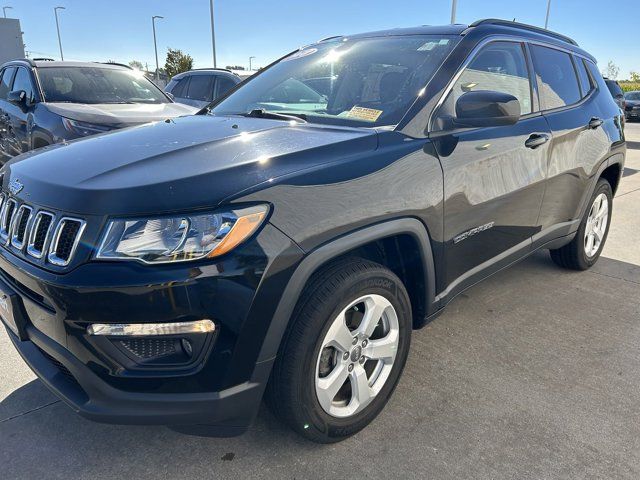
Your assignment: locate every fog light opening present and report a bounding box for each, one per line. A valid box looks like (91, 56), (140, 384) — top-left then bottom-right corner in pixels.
(87, 319), (215, 336)
(181, 338), (193, 357)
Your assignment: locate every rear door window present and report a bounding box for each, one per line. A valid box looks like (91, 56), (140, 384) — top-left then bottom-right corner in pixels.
(0, 67), (17, 100)
(530, 45), (581, 110)
(574, 58), (593, 98)
(186, 75), (214, 102)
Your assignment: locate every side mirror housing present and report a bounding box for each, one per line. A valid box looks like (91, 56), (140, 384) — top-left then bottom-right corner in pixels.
(454, 90), (521, 128)
(165, 91), (175, 101)
(7, 90), (27, 106)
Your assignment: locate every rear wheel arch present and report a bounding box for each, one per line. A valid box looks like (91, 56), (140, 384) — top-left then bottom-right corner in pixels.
(256, 218), (437, 363)
(600, 161), (623, 195)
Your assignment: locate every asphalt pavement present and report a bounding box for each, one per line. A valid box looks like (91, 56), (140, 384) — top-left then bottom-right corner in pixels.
(1, 123), (639, 480)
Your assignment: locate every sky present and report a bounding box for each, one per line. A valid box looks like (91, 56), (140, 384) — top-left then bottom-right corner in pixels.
(4, 0), (639, 79)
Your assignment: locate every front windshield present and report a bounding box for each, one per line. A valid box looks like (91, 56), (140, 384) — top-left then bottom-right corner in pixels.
(38, 67), (169, 104)
(212, 35), (459, 127)
(625, 91), (640, 101)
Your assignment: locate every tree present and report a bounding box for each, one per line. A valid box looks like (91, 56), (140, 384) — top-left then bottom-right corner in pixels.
(164, 49), (193, 78)
(603, 61), (619, 80)
(129, 60), (144, 71)
(630, 71), (640, 82)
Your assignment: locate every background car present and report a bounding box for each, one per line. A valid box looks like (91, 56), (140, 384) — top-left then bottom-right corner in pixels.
(0, 59), (198, 162)
(624, 90), (640, 121)
(604, 78), (626, 110)
(165, 69), (241, 109)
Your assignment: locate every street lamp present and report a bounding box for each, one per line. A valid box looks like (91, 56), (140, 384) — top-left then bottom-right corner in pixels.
(152, 15), (163, 83)
(249, 56), (255, 71)
(54, 6), (65, 61)
(450, 0), (458, 24)
(544, 0), (552, 29)
(3, 6), (13, 18)
(209, 0), (217, 68)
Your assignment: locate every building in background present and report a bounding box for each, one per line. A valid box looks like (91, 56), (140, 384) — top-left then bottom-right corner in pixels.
(0, 18), (25, 64)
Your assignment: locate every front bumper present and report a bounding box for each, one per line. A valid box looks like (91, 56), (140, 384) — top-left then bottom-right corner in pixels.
(1, 223), (303, 431)
(626, 108), (640, 120)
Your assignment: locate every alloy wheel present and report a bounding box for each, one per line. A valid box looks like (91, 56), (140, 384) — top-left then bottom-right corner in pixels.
(584, 193), (609, 258)
(315, 294), (399, 418)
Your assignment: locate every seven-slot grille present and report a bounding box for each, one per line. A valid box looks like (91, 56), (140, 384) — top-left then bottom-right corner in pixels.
(0, 194), (85, 267)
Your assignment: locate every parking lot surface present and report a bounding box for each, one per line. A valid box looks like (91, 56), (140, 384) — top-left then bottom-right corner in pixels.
(1, 123), (639, 480)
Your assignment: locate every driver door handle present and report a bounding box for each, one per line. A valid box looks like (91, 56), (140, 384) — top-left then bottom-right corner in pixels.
(525, 133), (550, 149)
(588, 117), (603, 129)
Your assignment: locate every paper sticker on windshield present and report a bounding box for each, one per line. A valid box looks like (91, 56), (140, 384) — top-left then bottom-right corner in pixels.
(347, 106), (383, 122)
(284, 48), (318, 61)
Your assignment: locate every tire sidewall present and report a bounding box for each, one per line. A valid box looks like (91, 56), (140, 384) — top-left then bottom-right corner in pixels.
(295, 266), (412, 440)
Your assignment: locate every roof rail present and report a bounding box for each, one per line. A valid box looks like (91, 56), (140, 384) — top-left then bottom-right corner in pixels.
(318, 35), (342, 42)
(32, 58), (54, 62)
(98, 62), (133, 70)
(190, 67), (234, 73)
(469, 19), (578, 46)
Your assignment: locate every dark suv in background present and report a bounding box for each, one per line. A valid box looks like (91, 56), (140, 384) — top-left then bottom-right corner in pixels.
(165, 69), (241, 108)
(0, 20), (624, 443)
(604, 78), (626, 111)
(624, 91), (640, 120)
(0, 60), (197, 162)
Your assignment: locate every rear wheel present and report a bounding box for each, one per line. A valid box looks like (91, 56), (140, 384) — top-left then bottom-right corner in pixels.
(266, 258), (412, 443)
(550, 178), (612, 270)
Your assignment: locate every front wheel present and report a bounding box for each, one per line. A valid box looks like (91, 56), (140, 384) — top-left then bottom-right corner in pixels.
(265, 258), (412, 443)
(550, 178), (613, 270)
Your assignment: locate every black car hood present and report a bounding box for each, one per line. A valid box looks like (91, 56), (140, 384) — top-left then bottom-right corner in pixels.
(626, 99), (640, 108)
(45, 101), (198, 126)
(4, 115), (377, 215)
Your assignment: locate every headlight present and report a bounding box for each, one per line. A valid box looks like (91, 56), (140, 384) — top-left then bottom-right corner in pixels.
(96, 205), (268, 264)
(62, 117), (113, 136)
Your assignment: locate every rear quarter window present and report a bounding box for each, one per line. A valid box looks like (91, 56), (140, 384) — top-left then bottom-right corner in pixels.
(530, 45), (581, 110)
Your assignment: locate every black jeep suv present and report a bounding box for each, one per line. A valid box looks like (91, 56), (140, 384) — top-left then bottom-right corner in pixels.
(0, 20), (625, 443)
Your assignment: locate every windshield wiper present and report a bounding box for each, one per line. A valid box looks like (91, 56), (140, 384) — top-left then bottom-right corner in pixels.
(241, 109), (307, 123)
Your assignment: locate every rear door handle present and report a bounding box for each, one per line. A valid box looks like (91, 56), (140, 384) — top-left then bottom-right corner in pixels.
(588, 117), (603, 129)
(525, 133), (550, 149)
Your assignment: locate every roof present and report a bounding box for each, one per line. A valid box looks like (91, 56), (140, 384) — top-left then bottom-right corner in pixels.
(319, 19), (593, 62)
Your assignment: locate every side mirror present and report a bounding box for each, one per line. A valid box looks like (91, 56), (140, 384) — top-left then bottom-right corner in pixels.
(455, 90), (520, 128)
(7, 90), (27, 106)
(165, 91), (175, 101)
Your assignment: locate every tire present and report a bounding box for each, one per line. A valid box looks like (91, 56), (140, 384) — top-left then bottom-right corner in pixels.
(265, 257), (412, 443)
(550, 178), (613, 270)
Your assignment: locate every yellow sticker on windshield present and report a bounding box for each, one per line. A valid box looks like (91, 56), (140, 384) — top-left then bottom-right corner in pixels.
(347, 106), (383, 122)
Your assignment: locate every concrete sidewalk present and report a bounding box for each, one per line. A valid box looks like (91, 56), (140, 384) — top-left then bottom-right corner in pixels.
(1, 124), (639, 480)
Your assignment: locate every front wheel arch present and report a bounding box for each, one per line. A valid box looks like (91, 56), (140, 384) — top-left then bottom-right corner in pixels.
(256, 218), (436, 364)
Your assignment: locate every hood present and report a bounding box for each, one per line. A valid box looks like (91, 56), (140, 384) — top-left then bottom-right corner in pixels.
(4, 115), (377, 215)
(44, 102), (198, 126)
(626, 99), (640, 107)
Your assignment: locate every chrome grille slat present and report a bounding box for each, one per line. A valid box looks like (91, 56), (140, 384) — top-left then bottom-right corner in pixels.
(26, 211), (55, 259)
(10, 205), (33, 249)
(0, 194), (85, 267)
(0, 198), (17, 242)
(47, 217), (86, 267)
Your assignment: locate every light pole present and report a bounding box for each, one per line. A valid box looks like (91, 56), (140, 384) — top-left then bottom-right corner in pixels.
(152, 15), (163, 83)
(544, 0), (552, 29)
(54, 6), (65, 61)
(450, 0), (458, 24)
(209, 0), (217, 68)
(249, 56), (255, 71)
(3, 6), (13, 18)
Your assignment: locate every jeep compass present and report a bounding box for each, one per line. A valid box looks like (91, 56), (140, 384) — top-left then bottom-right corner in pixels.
(0, 20), (625, 443)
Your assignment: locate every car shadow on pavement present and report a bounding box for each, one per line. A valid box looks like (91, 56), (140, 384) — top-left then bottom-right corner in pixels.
(1, 252), (639, 479)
